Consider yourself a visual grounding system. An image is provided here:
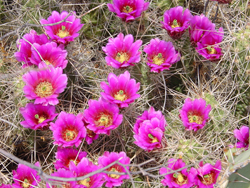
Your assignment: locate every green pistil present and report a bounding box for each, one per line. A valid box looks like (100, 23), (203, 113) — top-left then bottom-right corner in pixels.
(158, 53), (162, 58)
(173, 173), (178, 178)
(62, 26), (66, 31)
(119, 90), (124, 95)
(206, 46), (212, 52)
(204, 174), (210, 178)
(42, 86), (47, 91)
(117, 52), (121, 57)
(126, 6), (130, 11)
(173, 19), (178, 26)
(35, 114), (39, 119)
(148, 134), (154, 139)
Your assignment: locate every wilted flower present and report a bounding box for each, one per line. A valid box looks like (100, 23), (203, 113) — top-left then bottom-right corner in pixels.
(50, 111), (86, 148)
(210, 0), (232, 4)
(14, 30), (50, 68)
(234, 125), (249, 150)
(40, 11), (84, 44)
(143, 38), (180, 73)
(22, 66), (68, 106)
(54, 147), (87, 170)
(196, 28), (224, 60)
(100, 71), (140, 108)
(46, 168), (76, 188)
(179, 98), (211, 131)
(134, 118), (164, 152)
(102, 33), (142, 69)
(107, 0), (149, 22)
(77, 112), (99, 145)
(12, 162), (40, 188)
(160, 158), (197, 188)
(29, 42), (68, 69)
(195, 160), (221, 188)
(20, 103), (57, 130)
(98, 151), (130, 188)
(161, 6), (193, 39)
(69, 158), (105, 188)
(83, 98), (123, 135)
(189, 14), (215, 44)
(133, 106), (166, 134)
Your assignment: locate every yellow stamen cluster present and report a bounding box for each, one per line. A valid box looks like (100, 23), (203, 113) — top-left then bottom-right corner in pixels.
(114, 90), (127, 101)
(188, 114), (203, 124)
(79, 178), (91, 187)
(109, 168), (120, 179)
(35, 81), (53, 98)
(171, 19), (181, 28)
(96, 114), (112, 127)
(115, 52), (130, 63)
(152, 53), (164, 65)
(57, 26), (70, 38)
(173, 173), (188, 185)
(22, 179), (31, 188)
(200, 173), (214, 185)
(122, 5), (133, 13)
(62, 129), (78, 141)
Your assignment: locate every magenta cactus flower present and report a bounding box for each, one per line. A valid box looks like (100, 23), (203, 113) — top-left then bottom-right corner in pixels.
(100, 71), (140, 108)
(195, 160), (221, 188)
(19, 103), (57, 130)
(14, 30), (50, 68)
(102, 33), (142, 69)
(69, 158), (105, 188)
(234, 125), (249, 150)
(189, 14), (215, 44)
(0, 184), (12, 188)
(54, 147), (87, 170)
(50, 111), (86, 148)
(159, 158), (197, 188)
(161, 6), (193, 39)
(143, 38), (180, 73)
(77, 112), (99, 145)
(134, 118), (164, 152)
(196, 28), (224, 60)
(133, 106), (166, 134)
(46, 168), (76, 188)
(179, 98), (211, 131)
(107, 0), (149, 22)
(12, 162), (40, 188)
(29, 42), (68, 69)
(83, 98), (123, 135)
(98, 151), (130, 188)
(40, 11), (84, 44)
(22, 66), (68, 106)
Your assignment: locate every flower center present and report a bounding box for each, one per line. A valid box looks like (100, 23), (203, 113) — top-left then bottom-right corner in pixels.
(122, 5), (133, 13)
(22, 178), (31, 188)
(114, 90), (127, 101)
(79, 177), (91, 187)
(148, 134), (159, 143)
(57, 26), (70, 38)
(115, 52), (130, 63)
(96, 113), (112, 127)
(35, 81), (53, 98)
(45, 60), (51, 65)
(188, 113), (203, 124)
(152, 53), (164, 65)
(173, 173), (188, 185)
(35, 114), (47, 124)
(206, 46), (217, 54)
(87, 128), (96, 138)
(199, 172), (215, 185)
(171, 19), (180, 28)
(62, 127), (78, 141)
(108, 167), (121, 179)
